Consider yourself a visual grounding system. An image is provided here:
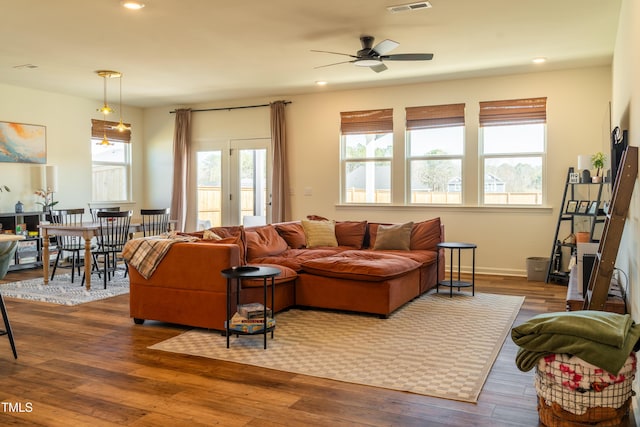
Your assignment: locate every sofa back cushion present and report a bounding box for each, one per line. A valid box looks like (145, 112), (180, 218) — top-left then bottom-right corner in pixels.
(275, 222), (306, 249)
(179, 226), (247, 264)
(246, 225), (289, 260)
(301, 219), (338, 248)
(335, 221), (367, 249)
(410, 218), (442, 251)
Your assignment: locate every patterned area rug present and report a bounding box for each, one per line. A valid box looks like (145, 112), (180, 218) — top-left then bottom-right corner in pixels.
(150, 292), (524, 402)
(0, 271), (129, 305)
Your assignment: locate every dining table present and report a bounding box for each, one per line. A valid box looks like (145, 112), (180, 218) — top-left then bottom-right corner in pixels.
(39, 220), (176, 290)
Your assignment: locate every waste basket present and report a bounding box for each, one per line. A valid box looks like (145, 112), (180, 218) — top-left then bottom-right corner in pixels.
(526, 257), (549, 282)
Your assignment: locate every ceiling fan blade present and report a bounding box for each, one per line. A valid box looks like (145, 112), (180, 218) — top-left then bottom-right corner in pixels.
(314, 59), (356, 69)
(382, 53), (434, 61)
(310, 49), (358, 59)
(372, 39), (399, 56)
(370, 63), (388, 73)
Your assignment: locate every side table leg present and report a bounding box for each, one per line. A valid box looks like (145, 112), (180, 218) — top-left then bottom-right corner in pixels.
(472, 248), (476, 296)
(263, 277), (268, 350)
(449, 248), (453, 298)
(0, 294), (17, 359)
(226, 278), (231, 348)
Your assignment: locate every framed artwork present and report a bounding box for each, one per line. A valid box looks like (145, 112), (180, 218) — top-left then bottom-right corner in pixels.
(577, 200), (590, 214)
(588, 201), (598, 215)
(565, 200), (578, 213)
(0, 121), (46, 164)
(569, 172), (580, 184)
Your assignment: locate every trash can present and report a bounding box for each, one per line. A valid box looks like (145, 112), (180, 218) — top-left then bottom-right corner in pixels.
(526, 257), (550, 281)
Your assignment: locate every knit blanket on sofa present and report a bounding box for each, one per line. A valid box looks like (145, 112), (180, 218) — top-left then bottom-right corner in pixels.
(122, 234), (198, 279)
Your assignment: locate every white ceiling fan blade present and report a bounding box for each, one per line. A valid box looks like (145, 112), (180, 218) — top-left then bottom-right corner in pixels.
(372, 39), (399, 56)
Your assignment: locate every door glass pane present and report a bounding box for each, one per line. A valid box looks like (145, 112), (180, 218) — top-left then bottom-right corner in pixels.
(240, 148), (267, 225)
(196, 151), (222, 228)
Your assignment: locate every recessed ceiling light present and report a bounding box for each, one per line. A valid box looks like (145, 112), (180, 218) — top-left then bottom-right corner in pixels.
(316, 81), (328, 86)
(532, 57), (547, 64)
(121, 1), (145, 10)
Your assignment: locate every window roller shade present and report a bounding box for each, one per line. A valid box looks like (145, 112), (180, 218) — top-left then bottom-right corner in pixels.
(91, 119), (131, 143)
(479, 97), (547, 127)
(340, 109), (393, 135)
(406, 103), (465, 130)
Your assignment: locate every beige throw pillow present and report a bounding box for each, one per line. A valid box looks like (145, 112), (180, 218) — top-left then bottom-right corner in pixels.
(373, 222), (414, 250)
(301, 219), (338, 248)
(203, 229), (223, 240)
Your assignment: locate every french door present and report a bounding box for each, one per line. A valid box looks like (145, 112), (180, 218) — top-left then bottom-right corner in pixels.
(194, 138), (270, 228)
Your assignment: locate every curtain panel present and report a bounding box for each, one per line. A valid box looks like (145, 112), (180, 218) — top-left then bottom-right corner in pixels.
(170, 109), (192, 232)
(271, 100), (289, 223)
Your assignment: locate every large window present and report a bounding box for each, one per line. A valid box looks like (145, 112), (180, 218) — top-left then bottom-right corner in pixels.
(90, 119), (131, 202)
(479, 97), (547, 205)
(341, 109), (393, 204)
(406, 104), (465, 204)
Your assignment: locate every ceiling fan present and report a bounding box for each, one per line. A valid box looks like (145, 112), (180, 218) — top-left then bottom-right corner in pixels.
(312, 35), (433, 73)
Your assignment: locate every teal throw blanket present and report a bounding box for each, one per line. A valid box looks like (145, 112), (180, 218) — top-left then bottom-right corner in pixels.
(511, 310), (640, 374)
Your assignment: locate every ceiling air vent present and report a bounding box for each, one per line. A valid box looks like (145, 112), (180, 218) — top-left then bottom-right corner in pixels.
(387, 1), (432, 13)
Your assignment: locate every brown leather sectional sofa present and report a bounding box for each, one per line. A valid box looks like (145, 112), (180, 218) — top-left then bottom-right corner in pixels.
(128, 217), (445, 331)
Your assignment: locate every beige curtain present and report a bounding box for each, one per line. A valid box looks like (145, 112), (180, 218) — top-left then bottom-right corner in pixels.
(270, 101), (289, 222)
(170, 109), (191, 232)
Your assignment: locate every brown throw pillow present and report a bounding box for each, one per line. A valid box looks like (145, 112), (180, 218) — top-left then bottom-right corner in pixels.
(373, 222), (414, 251)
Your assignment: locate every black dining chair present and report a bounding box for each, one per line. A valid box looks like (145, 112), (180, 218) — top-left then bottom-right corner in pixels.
(140, 208), (171, 237)
(89, 206), (120, 222)
(49, 208), (87, 283)
(83, 210), (132, 289)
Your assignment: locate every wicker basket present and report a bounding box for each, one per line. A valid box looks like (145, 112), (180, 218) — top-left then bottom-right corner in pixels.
(535, 353), (636, 427)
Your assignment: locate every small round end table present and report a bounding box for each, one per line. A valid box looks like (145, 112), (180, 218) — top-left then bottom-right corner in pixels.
(436, 242), (476, 297)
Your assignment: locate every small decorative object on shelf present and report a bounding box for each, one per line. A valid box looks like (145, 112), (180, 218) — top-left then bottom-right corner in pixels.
(591, 152), (606, 183)
(34, 188), (58, 212)
(14, 201), (23, 213)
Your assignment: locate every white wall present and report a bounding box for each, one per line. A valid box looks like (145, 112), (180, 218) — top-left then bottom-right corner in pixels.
(611, 0), (640, 414)
(144, 66), (612, 276)
(0, 83), (144, 219)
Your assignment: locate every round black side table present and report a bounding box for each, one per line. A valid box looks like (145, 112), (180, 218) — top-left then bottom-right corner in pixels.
(436, 242), (476, 297)
(221, 265), (280, 349)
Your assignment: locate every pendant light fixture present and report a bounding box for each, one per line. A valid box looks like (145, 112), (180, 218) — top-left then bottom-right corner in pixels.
(95, 70), (121, 115)
(99, 112), (112, 146)
(113, 73), (131, 133)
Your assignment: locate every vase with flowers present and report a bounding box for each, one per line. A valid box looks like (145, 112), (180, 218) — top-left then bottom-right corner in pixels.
(35, 188), (58, 212)
(591, 152), (606, 183)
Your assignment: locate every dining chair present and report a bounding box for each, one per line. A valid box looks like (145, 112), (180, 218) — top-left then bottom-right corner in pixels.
(49, 208), (87, 283)
(140, 208), (170, 237)
(83, 210), (132, 289)
(89, 206), (120, 222)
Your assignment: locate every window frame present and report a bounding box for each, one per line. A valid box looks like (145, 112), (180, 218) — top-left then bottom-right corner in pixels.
(90, 119), (132, 203)
(478, 97), (547, 206)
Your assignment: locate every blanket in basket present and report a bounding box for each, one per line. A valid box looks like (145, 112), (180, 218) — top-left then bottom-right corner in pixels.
(511, 310), (640, 375)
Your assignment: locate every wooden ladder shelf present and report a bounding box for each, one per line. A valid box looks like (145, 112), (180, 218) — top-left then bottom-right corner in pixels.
(583, 146), (638, 311)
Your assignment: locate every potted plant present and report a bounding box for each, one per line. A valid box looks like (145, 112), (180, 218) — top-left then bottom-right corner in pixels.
(34, 188), (58, 212)
(591, 152), (606, 183)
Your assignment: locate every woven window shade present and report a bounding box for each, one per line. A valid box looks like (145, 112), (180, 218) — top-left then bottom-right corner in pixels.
(340, 109), (393, 135)
(91, 119), (131, 143)
(479, 97), (547, 127)
(406, 103), (465, 130)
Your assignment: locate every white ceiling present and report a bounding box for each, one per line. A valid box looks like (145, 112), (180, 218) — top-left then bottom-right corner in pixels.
(0, 0), (622, 108)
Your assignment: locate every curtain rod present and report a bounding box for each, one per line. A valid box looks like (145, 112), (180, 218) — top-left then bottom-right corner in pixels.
(169, 101), (291, 114)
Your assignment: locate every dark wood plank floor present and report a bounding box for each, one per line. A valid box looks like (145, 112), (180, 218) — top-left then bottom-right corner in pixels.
(0, 269), (633, 426)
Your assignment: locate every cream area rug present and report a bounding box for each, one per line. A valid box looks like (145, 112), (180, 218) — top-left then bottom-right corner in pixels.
(0, 271), (129, 306)
(150, 292), (524, 402)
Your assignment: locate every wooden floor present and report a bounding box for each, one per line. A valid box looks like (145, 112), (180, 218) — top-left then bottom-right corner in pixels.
(0, 269), (633, 426)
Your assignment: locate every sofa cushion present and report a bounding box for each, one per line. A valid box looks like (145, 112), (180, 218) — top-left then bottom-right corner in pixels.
(275, 222), (306, 249)
(301, 219), (338, 248)
(335, 221), (367, 249)
(373, 222), (413, 251)
(410, 217), (442, 251)
(246, 225), (289, 260)
(301, 250), (420, 281)
(240, 264), (298, 287)
(249, 248), (344, 271)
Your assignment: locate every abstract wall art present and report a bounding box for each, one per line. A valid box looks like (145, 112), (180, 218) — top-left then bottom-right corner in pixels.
(0, 121), (46, 164)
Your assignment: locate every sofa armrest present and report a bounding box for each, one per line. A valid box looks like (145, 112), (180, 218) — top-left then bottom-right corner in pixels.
(129, 241), (242, 293)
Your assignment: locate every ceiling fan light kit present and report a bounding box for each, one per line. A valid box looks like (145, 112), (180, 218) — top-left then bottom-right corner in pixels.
(312, 35), (433, 73)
